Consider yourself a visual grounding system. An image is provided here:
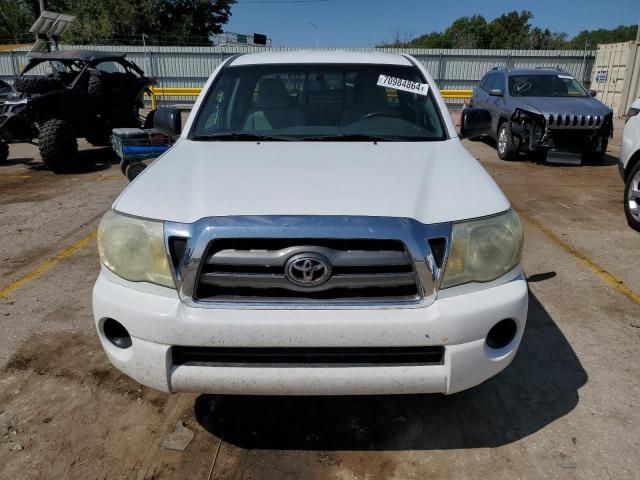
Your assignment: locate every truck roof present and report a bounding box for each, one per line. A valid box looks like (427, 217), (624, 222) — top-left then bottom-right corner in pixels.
(229, 50), (414, 67)
(30, 50), (126, 63)
(491, 66), (573, 76)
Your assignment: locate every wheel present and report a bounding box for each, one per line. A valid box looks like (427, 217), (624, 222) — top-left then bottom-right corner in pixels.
(624, 161), (640, 232)
(583, 138), (608, 164)
(0, 141), (8, 163)
(85, 122), (112, 146)
(13, 75), (63, 94)
(497, 122), (517, 161)
(87, 74), (104, 98)
(85, 130), (111, 146)
(38, 119), (78, 172)
(143, 109), (156, 129)
(125, 161), (147, 181)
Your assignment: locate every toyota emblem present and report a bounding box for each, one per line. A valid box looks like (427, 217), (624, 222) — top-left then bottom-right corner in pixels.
(285, 253), (332, 287)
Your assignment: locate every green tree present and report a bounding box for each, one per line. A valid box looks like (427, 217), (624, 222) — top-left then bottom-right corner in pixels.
(0, 0), (36, 43)
(529, 28), (567, 50)
(487, 10), (533, 49)
(405, 31), (450, 48)
(566, 25), (638, 49)
(154, 0), (235, 42)
(443, 15), (490, 48)
(22, 0), (236, 44)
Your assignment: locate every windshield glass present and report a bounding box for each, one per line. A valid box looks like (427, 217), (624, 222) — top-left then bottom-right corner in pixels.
(509, 74), (589, 97)
(189, 63), (447, 141)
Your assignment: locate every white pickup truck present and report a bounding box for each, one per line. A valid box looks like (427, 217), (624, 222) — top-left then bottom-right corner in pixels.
(93, 51), (527, 395)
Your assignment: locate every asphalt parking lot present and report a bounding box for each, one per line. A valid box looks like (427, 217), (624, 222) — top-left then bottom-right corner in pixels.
(0, 117), (639, 480)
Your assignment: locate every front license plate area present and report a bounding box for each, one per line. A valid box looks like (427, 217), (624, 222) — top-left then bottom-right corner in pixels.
(546, 150), (582, 165)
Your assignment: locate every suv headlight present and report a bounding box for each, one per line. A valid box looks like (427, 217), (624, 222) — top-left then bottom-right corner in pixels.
(441, 209), (523, 289)
(97, 210), (175, 288)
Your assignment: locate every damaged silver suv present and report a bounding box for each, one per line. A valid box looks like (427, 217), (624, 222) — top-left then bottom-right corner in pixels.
(469, 67), (613, 163)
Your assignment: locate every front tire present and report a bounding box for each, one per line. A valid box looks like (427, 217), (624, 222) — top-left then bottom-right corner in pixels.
(497, 122), (517, 161)
(38, 119), (78, 173)
(584, 138), (608, 164)
(0, 141), (8, 163)
(624, 161), (640, 232)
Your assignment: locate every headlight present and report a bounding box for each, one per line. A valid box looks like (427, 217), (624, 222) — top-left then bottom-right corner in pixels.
(440, 209), (523, 289)
(97, 210), (175, 288)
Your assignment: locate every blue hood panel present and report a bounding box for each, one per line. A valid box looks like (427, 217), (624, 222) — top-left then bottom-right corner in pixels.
(516, 96), (611, 116)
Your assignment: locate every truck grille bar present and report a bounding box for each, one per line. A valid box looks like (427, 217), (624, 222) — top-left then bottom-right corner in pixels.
(195, 238), (421, 303)
(547, 114), (602, 129)
(166, 215), (452, 309)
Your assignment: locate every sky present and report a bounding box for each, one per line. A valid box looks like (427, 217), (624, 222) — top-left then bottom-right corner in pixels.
(225, 0), (640, 48)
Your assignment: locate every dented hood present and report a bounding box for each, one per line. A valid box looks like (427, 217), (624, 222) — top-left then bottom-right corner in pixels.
(114, 138), (509, 225)
(516, 96), (611, 117)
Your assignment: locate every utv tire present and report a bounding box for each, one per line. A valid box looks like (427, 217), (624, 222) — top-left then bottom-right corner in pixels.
(87, 75), (104, 98)
(85, 131), (112, 146)
(85, 122), (112, 146)
(39, 119), (78, 173)
(143, 109), (156, 130)
(624, 161), (640, 232)
(0, 141), (8, 163)
(13, 75), (63, 94)
(497, 122), (518, 161)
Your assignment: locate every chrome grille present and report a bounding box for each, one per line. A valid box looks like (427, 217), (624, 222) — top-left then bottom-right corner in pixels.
(547, 114), (602, 129)
(195, 238), (420, 303)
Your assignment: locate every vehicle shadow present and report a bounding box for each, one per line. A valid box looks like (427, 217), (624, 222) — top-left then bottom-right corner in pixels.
(193, 292), (587, 451)
(471, 137), (617, 167)
(1, 147), (118, 173)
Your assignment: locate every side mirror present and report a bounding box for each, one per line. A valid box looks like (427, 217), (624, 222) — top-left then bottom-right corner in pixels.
(460, 107), (492, 139)
(153, 107), (182, 136)
(489, 89), (504, 97)
(589, 89), (597, 97)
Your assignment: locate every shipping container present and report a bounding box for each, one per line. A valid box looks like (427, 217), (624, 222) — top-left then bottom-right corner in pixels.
(591, 41), (640, 116)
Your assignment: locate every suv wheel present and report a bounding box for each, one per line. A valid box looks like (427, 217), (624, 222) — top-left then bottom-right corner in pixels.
(39, 119), (78, 173)
(624, 161), (640, 232)
(584, 138), (608, 164)
(0, 141), (8, 163)
(497, 122), (517, 161)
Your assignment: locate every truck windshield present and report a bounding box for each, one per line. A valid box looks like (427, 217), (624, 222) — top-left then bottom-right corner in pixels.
(509, 74), (589, 97)
(189, 63), (447, 141)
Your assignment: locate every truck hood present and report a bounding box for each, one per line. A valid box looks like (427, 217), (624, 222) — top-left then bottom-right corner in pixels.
(114, 139), (509, 225)
(516, 96), (612, 116)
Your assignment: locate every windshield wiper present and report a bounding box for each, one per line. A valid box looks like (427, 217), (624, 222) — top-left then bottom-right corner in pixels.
(300, 133), (392, 142)
(190, 132), (294, 141)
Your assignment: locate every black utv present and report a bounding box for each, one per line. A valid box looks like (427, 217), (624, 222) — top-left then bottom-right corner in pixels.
(0, 50), (153, 172)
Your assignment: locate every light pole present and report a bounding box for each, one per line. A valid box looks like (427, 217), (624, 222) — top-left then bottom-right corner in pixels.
(306, 20), (319, 47)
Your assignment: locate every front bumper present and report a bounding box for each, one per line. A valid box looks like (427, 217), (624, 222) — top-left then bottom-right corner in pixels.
(92, 271), (528, 395)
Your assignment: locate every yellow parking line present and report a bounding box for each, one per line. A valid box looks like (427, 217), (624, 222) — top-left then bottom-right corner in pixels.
(0, 230), (97, 300)
(519, 210), (640, 305)
(0, 175), (32, 180)
(90, 175), (124, 182)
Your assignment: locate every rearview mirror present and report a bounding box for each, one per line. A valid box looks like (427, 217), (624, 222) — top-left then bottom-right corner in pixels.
(153, 107), (182, 136)
(589, 89), (597, 97)
(460, 107), (492, 139)
(489, 89), (504, 97)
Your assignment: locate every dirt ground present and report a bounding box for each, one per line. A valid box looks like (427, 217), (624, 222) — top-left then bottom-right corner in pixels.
(0, 118), (639, 480)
